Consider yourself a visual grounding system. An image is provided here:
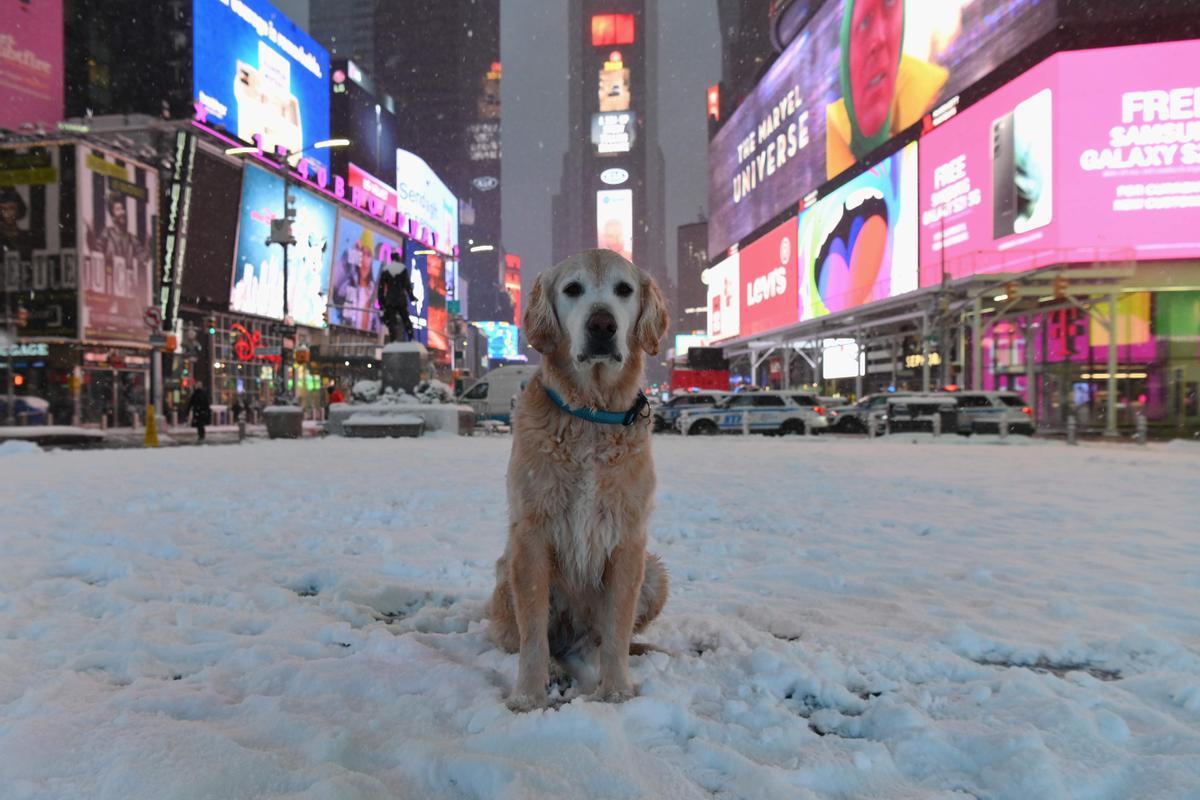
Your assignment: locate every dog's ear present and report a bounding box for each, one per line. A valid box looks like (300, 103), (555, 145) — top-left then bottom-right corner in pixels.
(524, 271), (561, 354)
(635, 274), (669, 356)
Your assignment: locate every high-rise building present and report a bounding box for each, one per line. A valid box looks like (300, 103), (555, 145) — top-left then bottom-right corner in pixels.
(552, 0), (666, 295)
(713, 0), (775, 119)
(309, 0), (375, 65)
(675, 220), (709, 338)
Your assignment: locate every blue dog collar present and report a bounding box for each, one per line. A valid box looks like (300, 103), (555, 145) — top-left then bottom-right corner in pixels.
(544, 386), (649, 427)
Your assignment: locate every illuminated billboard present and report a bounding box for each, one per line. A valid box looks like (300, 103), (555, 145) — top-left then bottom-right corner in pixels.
(798, 143), (918, 321)
(230, 165), (336, 327)
(591, 111), (636, 155)
(504, 253), (522, 326)
(78, 147), (159, 344)
(193, 0), (331, 168)
(598, 50), (631, 113)
(591, 14), (635, 47)
(472, 321), (523, 361)
(400, 239), (431, 345)
(919, 38), (1200, 285)
(0, 0), (63, 130)
(327, 214), (401, 334)
(708, 0), (1057, 258)
(396, 148), (458, 256)
(705, 252), (740, 342)
(596, 189), (633, 262)
(738, 217), (799, 337)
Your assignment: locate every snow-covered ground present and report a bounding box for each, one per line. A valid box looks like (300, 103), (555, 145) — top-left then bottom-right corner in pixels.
(1, 435), (1198, 799)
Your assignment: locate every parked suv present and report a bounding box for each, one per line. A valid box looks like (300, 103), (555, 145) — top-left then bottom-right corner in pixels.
(677, 391), (829, 436)
(653, 390), (731, 432)
(951, 391), (1035, 435)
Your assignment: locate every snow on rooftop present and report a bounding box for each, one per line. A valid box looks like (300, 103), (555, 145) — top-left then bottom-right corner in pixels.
(1, 436), (1198, 797)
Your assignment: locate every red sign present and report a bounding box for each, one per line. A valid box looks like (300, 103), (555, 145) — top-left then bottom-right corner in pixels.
(738, 217), (799, 337)
(504, 253), (522, 326)
(591, 13), (635, 47)
(347, 163), (400, 226)
(231, 323), (280, 365)
(707, 84), (720, 121)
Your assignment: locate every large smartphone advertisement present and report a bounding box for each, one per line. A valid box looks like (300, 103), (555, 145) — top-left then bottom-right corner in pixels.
(78, 147), (158, 344)
(596, 189), (633, 262)
(193, 0), (331, 168)
(705, 252), (740, 342)
(230, 165), (335, 327)
(327, 214), (400, 334)
(0, 0), (63, 130)
(919, 38), (1200, 286)
(395, 149), (458, 256)
(708, 0), (1057, 258)
(0, 144), (75, 338)
(738, 217), (799, 337)
(799, 143), (918, 321)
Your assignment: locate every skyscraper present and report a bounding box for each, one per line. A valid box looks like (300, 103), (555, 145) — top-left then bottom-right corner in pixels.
(552, 0), (666, 295)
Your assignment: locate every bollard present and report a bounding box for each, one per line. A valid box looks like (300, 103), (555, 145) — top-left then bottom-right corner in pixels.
(171, 410), (178, 428)
(238, 419), (246, 443)
(867, 416), (877, 439)
(932, 413), (942, 438)
(999, 418), (1009, 438)
(1135, 413), (1147, 445)
(1066, 414), (1078, 445)
(100, 415), (107, 431)
(741, 411), (750, 436)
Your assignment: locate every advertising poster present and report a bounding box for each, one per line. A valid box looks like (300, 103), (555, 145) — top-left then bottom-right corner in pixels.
(504, 253), (522, 325)
(708, 0), (1057, 258)
(0, 0), (63, 130)
(327, 213), (401, 334)
(798, 143), (918, 321)
(705, 252), (740, 342)
(471, 321), (522, 361)
(0, 144), (75, 338)
(179, 150), (242, 306)
(401, 239), (430, 345)
(426, 251), (448, 353)
(1055, 38), (1200, 264)
(596, 189), (633, 262)
(597, 50), (631, 112)
(395, 149), (458, 256)
(230, 165), (335, 327)
(192, 0), (331, 168)
(738, 216), (799, 337)
(78, 147), (158, 344)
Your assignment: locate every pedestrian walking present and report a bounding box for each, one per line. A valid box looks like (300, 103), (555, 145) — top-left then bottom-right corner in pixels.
(186, 381), (212, 443)
(231, 392), (248, 442)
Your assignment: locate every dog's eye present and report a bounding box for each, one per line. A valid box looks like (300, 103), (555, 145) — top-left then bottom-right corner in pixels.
(563, 282), (584, 298)
(614, 281), (634, 298)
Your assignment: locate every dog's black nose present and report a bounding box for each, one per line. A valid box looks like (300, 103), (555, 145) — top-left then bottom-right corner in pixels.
(587, 309), (617, 340)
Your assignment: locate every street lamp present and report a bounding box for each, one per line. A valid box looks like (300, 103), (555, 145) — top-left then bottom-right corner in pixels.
(225, 138), (350, 402)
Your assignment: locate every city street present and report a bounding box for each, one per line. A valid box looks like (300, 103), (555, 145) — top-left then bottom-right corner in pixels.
(2, 436), (1198, 799)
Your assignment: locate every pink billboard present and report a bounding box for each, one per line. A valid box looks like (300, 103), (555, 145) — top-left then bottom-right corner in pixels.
(0, 0), (63, 130)
(920, 38), (1200, 286)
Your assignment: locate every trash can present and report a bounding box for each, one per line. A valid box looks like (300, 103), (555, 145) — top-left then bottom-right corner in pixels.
(264, 405), (304, 439)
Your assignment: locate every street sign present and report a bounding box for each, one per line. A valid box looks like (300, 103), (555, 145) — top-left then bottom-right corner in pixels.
(143, 306), (163, 330)
(270, 323), (297, 336)
(448, 300), (461, 315)
(149, 333), (168, 347)
(257, 346), (282, 356)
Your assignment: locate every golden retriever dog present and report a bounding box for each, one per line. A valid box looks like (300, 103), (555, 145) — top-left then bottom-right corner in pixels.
(488, 249), (670, 712)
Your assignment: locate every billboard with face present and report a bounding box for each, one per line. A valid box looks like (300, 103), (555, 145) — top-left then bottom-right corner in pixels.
(230, 165), (336, 327)
(708, 0), (1057, 258)
(799, 143), (918, 321)
(0, 144), (75, 338)
(327, 214), (400, 334)
(705, 252), (740, 342)
(0, 0), (63, 130)
(596, 189), (633, 262)
(193, 0), (331, 168)
(78, 147), (158, 344)
(738, 217), (799, 337)
(919, 38), (1200, 286)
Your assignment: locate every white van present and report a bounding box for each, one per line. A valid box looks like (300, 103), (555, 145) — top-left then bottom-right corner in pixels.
(457, 365), (539, 424)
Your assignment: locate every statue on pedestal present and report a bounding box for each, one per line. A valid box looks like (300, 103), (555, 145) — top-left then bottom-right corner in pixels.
(378, 253), (418, 344)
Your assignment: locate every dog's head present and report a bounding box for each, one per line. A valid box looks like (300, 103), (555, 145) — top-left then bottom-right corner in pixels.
(525, 250), (667, 386)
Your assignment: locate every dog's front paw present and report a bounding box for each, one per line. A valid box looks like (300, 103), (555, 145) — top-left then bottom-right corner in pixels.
(593, 682), (636, 704)
(506, 689), (550, 713)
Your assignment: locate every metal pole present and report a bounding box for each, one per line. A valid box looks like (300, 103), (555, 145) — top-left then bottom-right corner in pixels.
(921, 313), (931, 393)
(972, 296), (983, 390)
(1105, 292), (1118, 437)
(279, 163), (291, 403)
(152, 348), (162, 427)
(5, 287), (14, 425)
(854, 334), (863, 399)
(1025, 316), (1036, 428)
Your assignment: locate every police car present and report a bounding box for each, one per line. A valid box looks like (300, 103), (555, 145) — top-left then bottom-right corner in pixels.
(951, 391), (1035, 435)
(676, 391), (829, 436)
(653, 390), (732, 432)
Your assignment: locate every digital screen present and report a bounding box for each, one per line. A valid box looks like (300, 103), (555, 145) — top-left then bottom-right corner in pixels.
(78, 147), (159, 344)
(798, 143), (918, 320)
(0, 144), (75, 338)
(396, 148), (458, 255)
(180, 150), (242, 306)
(705, 252), (740, 342)
(472, 321), (523, 361)
(674, 334), (708, 358)
(347, 162), (398, 219)
(504, 253), (522, 325)
(738, 217), (799, 337)
(193, 0), (331, 168)
(822, 338), (863, 380)
(0, 0), (63, 130)
(598, 51), (631, 113)
(401, 238), (431, 345)
(596, 189), (633, 262)
(230, 165), (336, 327)
(708, 0), (1057, 258)
(591, 111), (636, 155)
(327, 214), (401, 333)
(330, 67), (398, 186)
(591, 14), (635, 47)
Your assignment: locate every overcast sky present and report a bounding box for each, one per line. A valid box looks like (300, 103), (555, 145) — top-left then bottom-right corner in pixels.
(501, 0), (721, 289)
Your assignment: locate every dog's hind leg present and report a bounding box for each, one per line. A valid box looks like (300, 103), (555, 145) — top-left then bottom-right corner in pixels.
(634, 552), (668, 634)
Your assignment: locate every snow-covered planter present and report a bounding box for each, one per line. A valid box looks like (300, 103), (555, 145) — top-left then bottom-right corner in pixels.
(352, 380), (382, 403)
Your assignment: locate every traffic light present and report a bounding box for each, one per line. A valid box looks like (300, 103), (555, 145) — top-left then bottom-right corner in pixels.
(1053, 274), (1069, 301)
(164, 334), (178, 353)
(207, 318), (217, 335)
